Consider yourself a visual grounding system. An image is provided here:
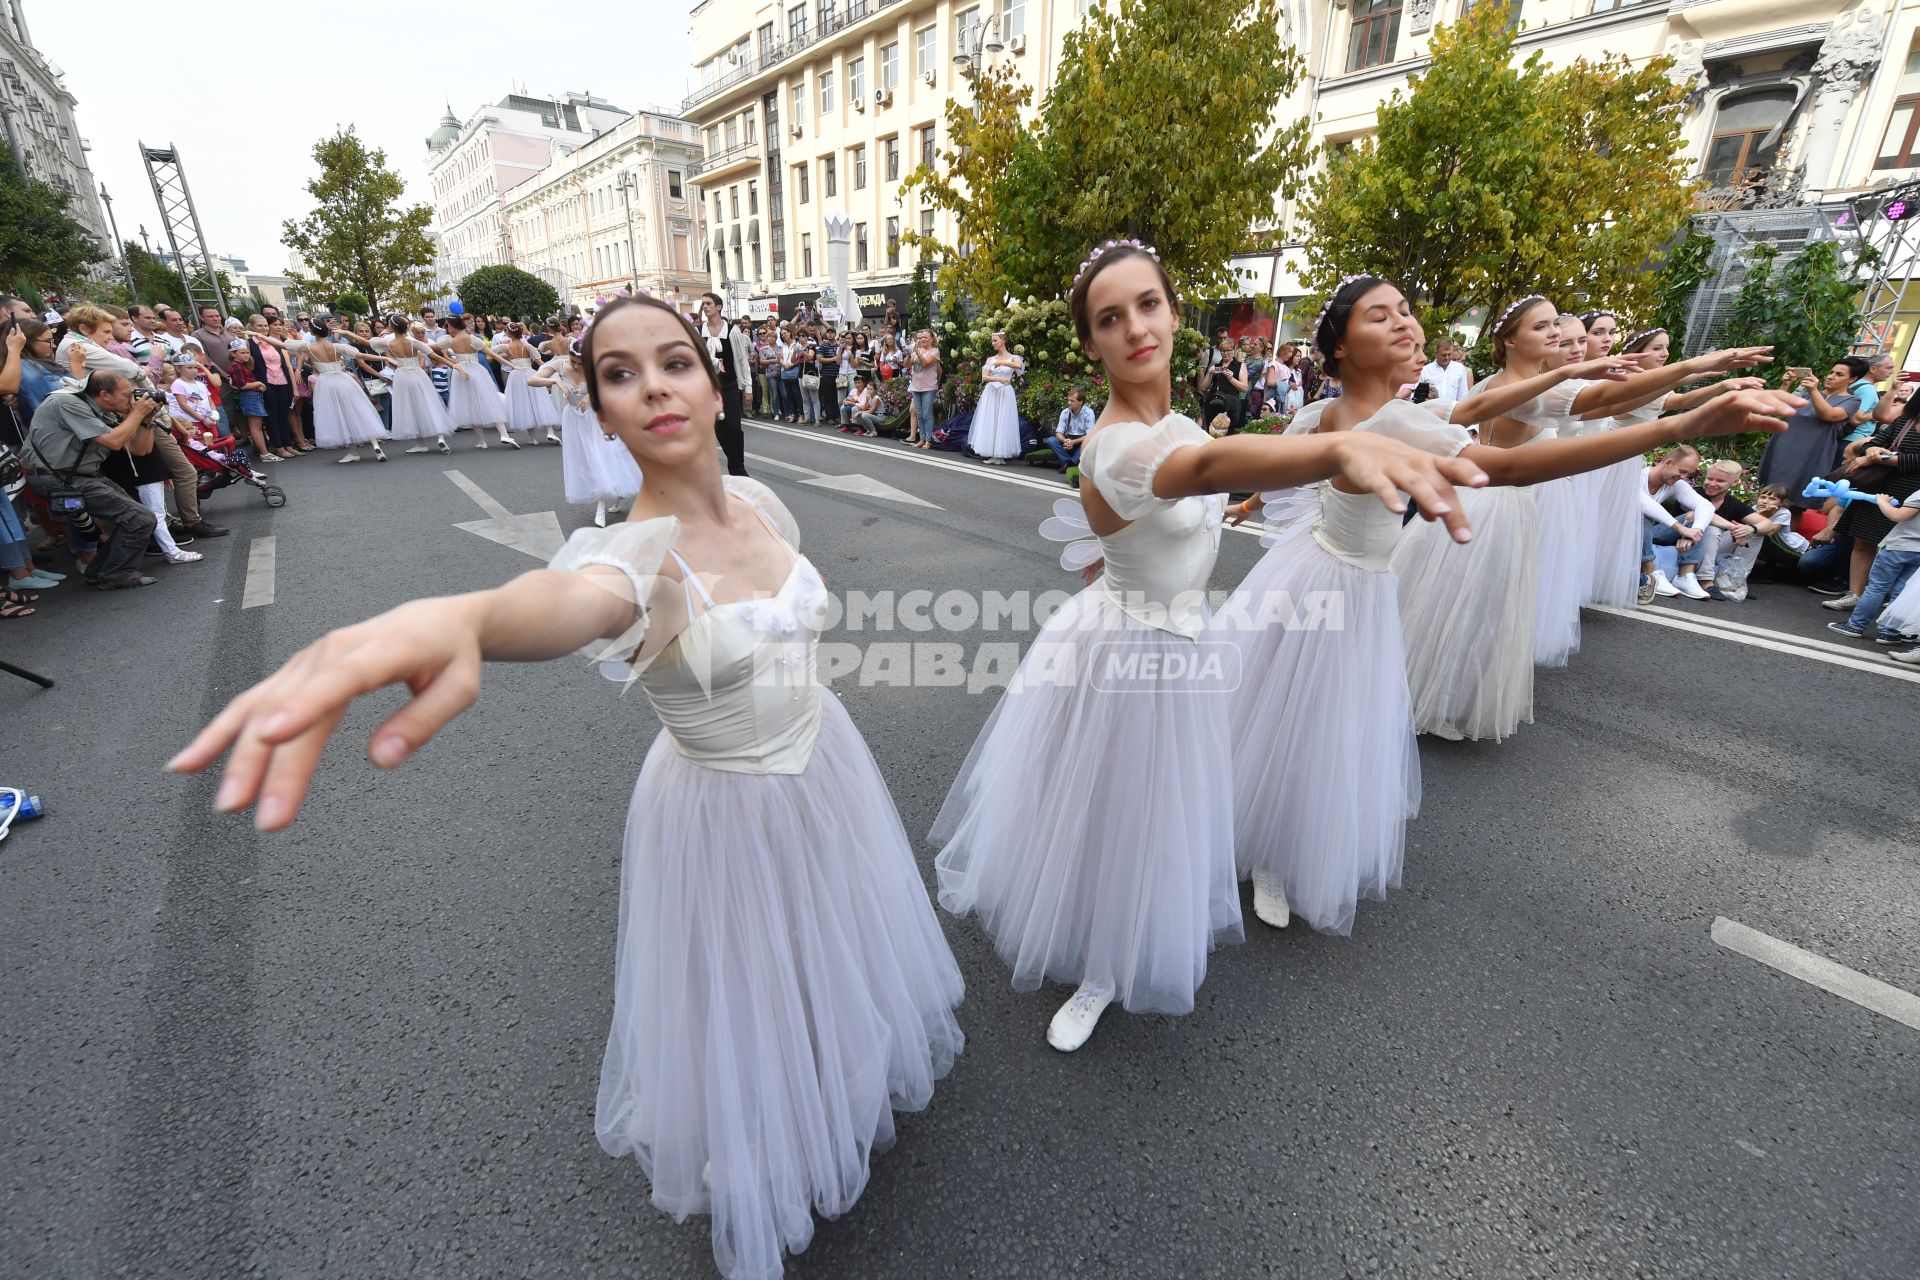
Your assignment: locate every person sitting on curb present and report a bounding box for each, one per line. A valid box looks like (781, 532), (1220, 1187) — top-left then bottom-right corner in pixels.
(1049, 386), (1095, 470)
(1638, 445), (1713, 601)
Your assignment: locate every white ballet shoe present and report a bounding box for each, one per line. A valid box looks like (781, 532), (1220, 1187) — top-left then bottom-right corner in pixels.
(473, 439), (489, 450)
(336, 453), (360, 464)
(372, 444), (387, 461)
(404, 445), (432, 453)
(436, 437), (451, 454)
(1426, 723), (1464, 742)
(497, 429), (521, 449)
(593, 502), (608, 528)
(545, 429), (561, 445)
(1047, 982), (1114, 1053)
(1251, 870), (1291, 928)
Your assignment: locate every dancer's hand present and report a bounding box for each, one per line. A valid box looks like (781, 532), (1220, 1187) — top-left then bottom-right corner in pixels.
(1695, 345), (1775, 375)
(1568, 353), (1645, 382)
(1225, 496), (1260, 527)
(1327, 434), (1488, 544)
(1685, 387), (1802, 438)
(169, 599), (486, 831)
(457, 369), (471, 380)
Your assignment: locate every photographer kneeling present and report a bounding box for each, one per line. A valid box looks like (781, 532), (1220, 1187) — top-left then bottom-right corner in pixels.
(23, 372), (162, 590)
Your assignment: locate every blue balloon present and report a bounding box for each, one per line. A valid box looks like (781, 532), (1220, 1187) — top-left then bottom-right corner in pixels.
(447, 300), (465, 316)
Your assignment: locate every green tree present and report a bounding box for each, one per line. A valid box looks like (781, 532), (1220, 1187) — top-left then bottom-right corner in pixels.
(900, 59), (1035, 306)
(1300, 3), (1694, 330)
(904, 0), (1308, 307)
(282, 127), (436, 316)
(455, 264), (560, 321)
(0, 141), (104, 295)
(333, 292), (370, 317)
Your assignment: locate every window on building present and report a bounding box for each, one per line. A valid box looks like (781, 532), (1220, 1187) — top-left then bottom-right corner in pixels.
(802, 233), (814, 277)
(853, 145), (868, 189)
(669, 170), (684, 199)
(824, 154), (837, 197)
(796, 163), (810, 202)
(1702, 88), (1797, 185)
(920, 125), (937, 168)
(792, 83), (806, 125)
(819, 70), (835, 114)
(1003, 0), (1025, 42)
(706, 124), (721, 155)
(818, 0), (836, 32)
(884, 135), (900, 182)
(881, 41), (900, 91)
(915, 24), (936, 77)
(758, 21), (775, 57)
(856, 222), (869, 271)
(1345, 0), (1401, 73)
(730, 185), (740, 218)
(886, 216), (900, 267)
(748, 179), (758, 214)
(753, 243), (764, 280)
(788, 4), (806, 42)
(714, 193), (724, 223)
(921, 207), (935, 241)
(725, 116), (739, 149)
(743, 110), (756, 144)
(734, 244), (745, 278)
(1878, 48), (1920, 170)
(850, 57), (866, 104)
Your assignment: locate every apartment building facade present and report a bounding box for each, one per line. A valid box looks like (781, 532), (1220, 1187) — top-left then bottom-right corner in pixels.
(682, 0), (1100, 319)
(0, 0), (107, 246)
(501, 111), (709, 312)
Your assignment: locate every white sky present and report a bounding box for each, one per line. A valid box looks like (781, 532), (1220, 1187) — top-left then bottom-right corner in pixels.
(31, 2), (696, 276)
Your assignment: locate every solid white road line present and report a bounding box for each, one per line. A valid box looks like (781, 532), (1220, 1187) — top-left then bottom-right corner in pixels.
(1711, 917), (1920, 1032)
(1591, 605), (1920, 685)
(442, 468), (514, 520)
(1634, 603), (1889, 660)
(241, 536), (276, 610)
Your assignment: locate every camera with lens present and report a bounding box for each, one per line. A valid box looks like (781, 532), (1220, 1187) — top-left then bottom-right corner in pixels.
(48, 488), (98, 537)
(130, 388), (159, 403)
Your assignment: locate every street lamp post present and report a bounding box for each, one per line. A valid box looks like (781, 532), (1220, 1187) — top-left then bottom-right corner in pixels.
(952, 13), (1006, 94)
(618, 170), (641, 294)
(100, 183), (136, 300)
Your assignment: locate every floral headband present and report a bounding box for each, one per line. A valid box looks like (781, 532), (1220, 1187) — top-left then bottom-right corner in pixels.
(1311, 273), (1378, 350)
(1072, 238), (1159, 290)
(1494, 294), (1549, 331)
(1621, 326), (1666, 349)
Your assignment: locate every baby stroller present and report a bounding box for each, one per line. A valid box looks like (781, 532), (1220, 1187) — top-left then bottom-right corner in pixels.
(182, 432), (287, 508)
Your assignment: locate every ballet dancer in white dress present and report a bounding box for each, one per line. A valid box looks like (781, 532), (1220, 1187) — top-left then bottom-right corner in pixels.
(970, 333), (1026, 464)
(933, 242), (1490, 1053)
(531, 341), (643, 528)
(383, 318), (463, 455)
(305, 324), (390, 463)
(1221, 277), (1802, 933)
(498, 323), (562, 445)
(170, 296), (965, 1280)
(439, 315), (517, 450)
(1392, 295), (1771, 741)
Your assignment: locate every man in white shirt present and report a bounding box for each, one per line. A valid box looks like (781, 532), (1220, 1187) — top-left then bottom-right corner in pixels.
(1418, 340), (1472, 403)
(1639, 445), (1712, 601)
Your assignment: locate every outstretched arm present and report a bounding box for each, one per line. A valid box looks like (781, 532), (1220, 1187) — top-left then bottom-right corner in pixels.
(1572, 346), (1774, 417)
(1468, 389), (1802, 487)
(169, 566), (651, 831)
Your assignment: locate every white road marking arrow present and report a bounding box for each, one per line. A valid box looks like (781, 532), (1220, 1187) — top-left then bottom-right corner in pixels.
(745, 452), (942, 509)
(444, 469), (565, 561)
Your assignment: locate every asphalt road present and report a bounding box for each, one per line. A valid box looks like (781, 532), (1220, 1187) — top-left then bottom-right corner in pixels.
(2, 418), (1915, 1280)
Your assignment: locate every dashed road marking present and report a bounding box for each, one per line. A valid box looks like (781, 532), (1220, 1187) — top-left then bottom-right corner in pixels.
(241, 537), (276, 610)
(1712, 916), (1920, 1031)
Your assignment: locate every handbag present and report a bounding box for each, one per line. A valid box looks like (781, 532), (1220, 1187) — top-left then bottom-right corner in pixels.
(1826, 419), (1912, 489)
(801, 372), (821, 391)
(0, 439), (22, 491)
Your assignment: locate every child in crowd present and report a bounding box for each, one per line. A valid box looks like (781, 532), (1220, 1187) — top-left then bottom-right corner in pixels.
(1753, 484), (1809, 555)
(1830, 488), (1920, 639)
(228, 347), (273, 461)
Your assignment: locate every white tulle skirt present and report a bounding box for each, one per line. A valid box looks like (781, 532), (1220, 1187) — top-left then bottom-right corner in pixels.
(970, 381), (1022, 459)
(932, 586), (1243, 1015)
(310, 370), (387, 448)
(1879, 572), (1920, 637)
(386, 364), (454, 440)
(599, 692), (965, 1280)
(446, 362), (508, 428)
(504, 367), (560, 430)
(1532, 473), (1587, 667)
(560, 401), (642, 506)
(1588, 458), (1644, 608)
(1220, 535), (1418, 935)
(1392, 484), (1538, 742)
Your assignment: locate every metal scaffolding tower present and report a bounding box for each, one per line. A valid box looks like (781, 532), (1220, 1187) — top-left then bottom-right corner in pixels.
(1845, 178), (1920, 354)
(139, 142), (229, 318)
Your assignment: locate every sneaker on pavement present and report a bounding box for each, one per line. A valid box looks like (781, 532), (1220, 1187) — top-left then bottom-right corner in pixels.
(1820, 593), (1860, 611)
(1651, 570), (1681, 597)
(1674, 575), (1710, 600)
(1890, 647), (1920, 665)
(1876, 631), (1920, 646)
(1637, 574), (1656, 606)
(1827, 621), (1867, 638)
(164, 550), (204, 564)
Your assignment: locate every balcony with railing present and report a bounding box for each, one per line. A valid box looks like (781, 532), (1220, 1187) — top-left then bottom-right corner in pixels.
(683, 0), (906, 114)
(691, 140), (763, 181)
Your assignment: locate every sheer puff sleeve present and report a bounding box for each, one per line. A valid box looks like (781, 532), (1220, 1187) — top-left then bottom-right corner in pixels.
(549, 517), (683, 679)
(723, 475), (801, 550)
(1083, 414), (1212, 521)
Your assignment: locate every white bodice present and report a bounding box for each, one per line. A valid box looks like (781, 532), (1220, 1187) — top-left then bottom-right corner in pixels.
(311, 360), (345, 376)
(1282, 400), (1474, 572)
(508, 357), (533, 370)
(983, 355), (1021, 385)
(1081, 414), (1225, 638)
(454, 351), (481, 365)
(550, 478), (827, 775)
